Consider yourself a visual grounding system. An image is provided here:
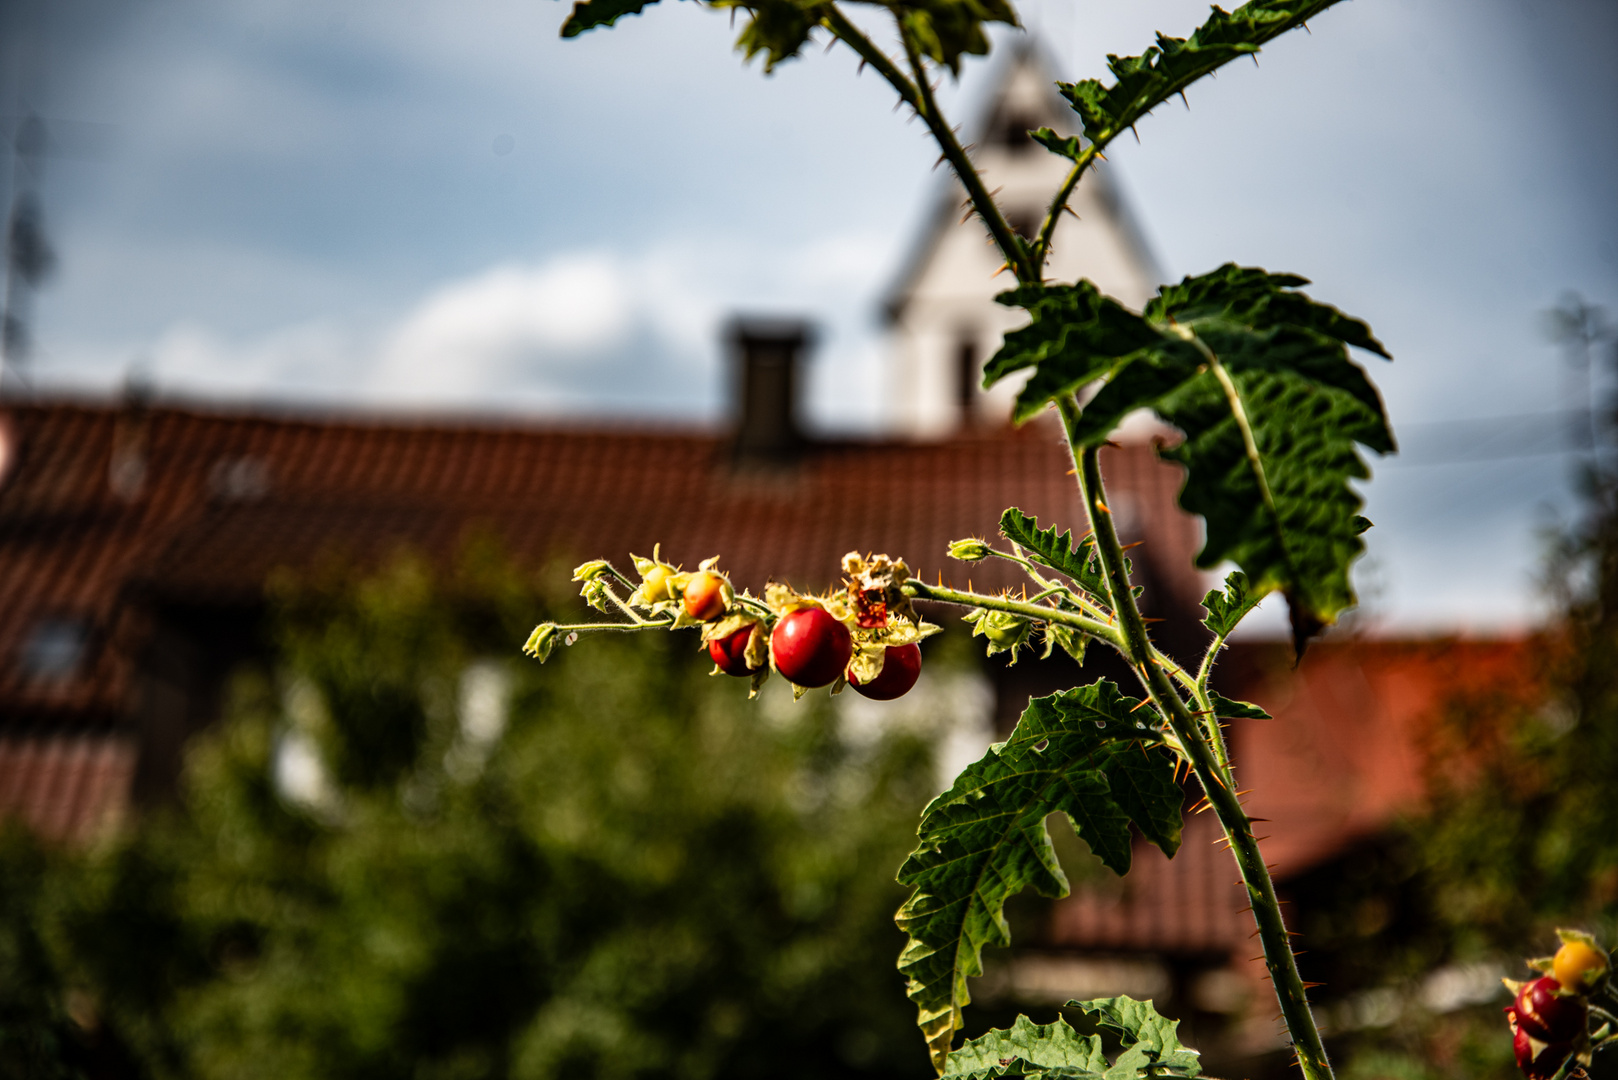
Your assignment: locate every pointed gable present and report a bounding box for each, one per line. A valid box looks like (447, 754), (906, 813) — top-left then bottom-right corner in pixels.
(885, 41), (1161, 438)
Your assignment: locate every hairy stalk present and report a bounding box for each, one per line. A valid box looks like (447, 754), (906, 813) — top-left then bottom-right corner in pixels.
(902, 579), (1126, 650)
(1194, 634), (1238, 776)
(985, 547), (1114, 622)
(550, 619), (675, 636)
(819, 5), (922, 110)
(887, 14), (1035, 283)
(1057, 396), (1335, 1080)
(1032, 150), (1097, 276)
(819, 6), (1025, 277)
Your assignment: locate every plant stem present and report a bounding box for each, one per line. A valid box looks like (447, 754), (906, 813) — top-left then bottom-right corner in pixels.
(1032, 150), (1098, 276)
(1057, 396), (1335, 1080)
(553, 619), (675, 635)
(901, 580), (1125, 650)
(887, 13), (1035, 283)
(820, 5), (922, 111)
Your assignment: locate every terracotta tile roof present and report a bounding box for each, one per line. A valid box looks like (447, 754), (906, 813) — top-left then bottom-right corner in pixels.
(1050, 812), (1252, 956)
(1049, 636), (1543, 956)
(0, 399), (1545, 970)
(0, 735), (136, 842)
(0, 399), (1205, 730)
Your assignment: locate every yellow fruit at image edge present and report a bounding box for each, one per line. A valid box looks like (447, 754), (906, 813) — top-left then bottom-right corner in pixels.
(1554, 940), (1609, 993)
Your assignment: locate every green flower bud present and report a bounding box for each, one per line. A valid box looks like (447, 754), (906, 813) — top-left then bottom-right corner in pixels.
(572, 559), (612, 582)
(523, 623), (560, 662)
(948, 538), (992, 562)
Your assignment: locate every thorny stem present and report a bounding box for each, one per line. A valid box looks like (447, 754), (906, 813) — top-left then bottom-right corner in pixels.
(1057, 395), (1336, 1080)
(901, 579), (1126, 650)
(1032, 150), (1099, 277)
(986, 547), (1114, 623)
(847, 8), (1034, 284)
(552, 619), (675, 636)
(819, 5), (922, 111)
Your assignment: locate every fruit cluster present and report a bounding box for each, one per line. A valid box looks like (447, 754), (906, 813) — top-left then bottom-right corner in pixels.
(1504, 932), (1613, 1079)
(530, 547), (939, 702)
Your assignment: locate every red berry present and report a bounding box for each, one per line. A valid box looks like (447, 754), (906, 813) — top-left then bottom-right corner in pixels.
(1515, 977), (1587, 1044)
(684, 571), (728, 621)
(1509, 1009), (1572, 1080)
(770, 608), (852, 688)
(849, 643), (922, 701)
(708, 624), (760, 677)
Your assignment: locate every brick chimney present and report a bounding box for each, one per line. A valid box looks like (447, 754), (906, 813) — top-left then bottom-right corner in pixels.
(728, 317), (813, 465)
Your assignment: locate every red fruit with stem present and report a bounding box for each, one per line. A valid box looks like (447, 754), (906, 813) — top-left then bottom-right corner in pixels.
(771, 608), (852, 688)
(849, 643), (922, 701)
(708, 624), (760, 676)
(1515, 976), (1587, 1043)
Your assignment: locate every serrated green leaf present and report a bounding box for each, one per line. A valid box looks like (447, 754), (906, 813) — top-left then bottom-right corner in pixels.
(559, 0), (664, 37)
(944, 1015), (1109, 1079)
(1073, 997), (1202, 1077)
(898, 0), (1020, 74)
(1200, 570), (1267, 637)
(896, 683), (1183, 1070)
(1031, 127), (1085, 161)
(1029, 264), (1392, 648)
(1208, 692), (1270, 721)
(986, 282), (1163, 423)
(1055, 0), (1346, 157)
(724, 0), (826, 70)
(998, 507), (1110, 600)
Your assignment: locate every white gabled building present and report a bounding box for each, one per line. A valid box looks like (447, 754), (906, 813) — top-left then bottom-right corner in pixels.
(885, 42), (1162, 439)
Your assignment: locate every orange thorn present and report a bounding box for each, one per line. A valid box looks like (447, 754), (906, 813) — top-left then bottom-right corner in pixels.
(1095, 500), (1110, 514)
(1120, 541), (1145, 551)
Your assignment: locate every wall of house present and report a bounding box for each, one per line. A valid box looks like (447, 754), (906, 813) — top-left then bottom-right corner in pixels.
(887, 51), (1160, 439)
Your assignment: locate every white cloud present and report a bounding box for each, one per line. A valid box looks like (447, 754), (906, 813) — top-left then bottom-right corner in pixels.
(371, 255), (633, 401)
(44, 234), (897, 420)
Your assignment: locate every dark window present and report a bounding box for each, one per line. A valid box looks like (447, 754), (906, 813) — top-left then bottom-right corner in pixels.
(996, 113), (1039, 151)
(957, 335), (979, 427)
(18, 618), (89, 681)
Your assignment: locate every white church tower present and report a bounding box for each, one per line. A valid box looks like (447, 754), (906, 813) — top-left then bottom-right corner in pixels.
(885, 42), (1162, 439)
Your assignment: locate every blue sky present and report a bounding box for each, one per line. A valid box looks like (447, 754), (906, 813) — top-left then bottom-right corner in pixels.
(4, 0), (1615, 632)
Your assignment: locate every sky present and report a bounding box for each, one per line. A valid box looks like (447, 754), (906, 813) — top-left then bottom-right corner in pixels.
(2, 0), (1615, 633)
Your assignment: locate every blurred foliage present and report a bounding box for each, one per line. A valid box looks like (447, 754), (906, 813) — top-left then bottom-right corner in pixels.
(1310, 467), (1618, 1074)
(3, 548), (943, 1080)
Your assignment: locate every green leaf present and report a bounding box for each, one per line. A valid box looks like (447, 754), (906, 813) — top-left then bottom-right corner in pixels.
(1055, 0), (1348, 157)
(559, 0), (664, 37)
(1072, 997), (1202, 1077)
(998, 507), (1109, 600)
(1012, 264), (1392, 650)
(1200, 570), (1267, 637)
(943, 1003), (1202, 1080)
(718, 0), (828, 71)
(898, 0), (1020, 75)
(985, 282), (1163, 424)
(944, 1014), (1108, 1079)
(1208, 692), (1270, 721)
(896, 683), (1183, 1070)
